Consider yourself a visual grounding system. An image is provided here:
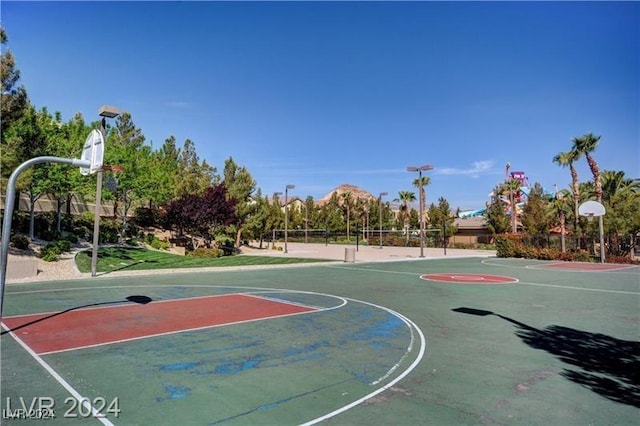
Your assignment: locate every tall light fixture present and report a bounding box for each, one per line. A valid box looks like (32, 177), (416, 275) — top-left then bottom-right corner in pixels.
(378, 192), (388, 249)
(92, 105), (120, 277)
(273, 192), (282, 248)
(407, 164), (434, 258)
(284, 184), (295, 253)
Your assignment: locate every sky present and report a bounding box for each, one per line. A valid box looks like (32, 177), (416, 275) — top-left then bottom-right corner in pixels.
(2, 1), (638, 211)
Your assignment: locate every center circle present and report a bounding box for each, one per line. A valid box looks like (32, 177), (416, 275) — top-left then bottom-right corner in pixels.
(419, 273), (518, 284)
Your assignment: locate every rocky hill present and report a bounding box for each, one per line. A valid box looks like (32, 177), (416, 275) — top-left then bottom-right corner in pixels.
(317, 184), (376, 205)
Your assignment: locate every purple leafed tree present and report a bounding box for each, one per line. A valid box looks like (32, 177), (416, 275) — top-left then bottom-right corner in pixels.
(163, 184), (237, 248)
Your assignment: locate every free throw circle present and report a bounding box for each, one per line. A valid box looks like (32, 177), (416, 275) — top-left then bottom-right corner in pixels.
(420, 273), (517, 284)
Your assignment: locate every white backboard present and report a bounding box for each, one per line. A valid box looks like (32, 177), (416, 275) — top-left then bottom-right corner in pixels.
(578, 200), (606, 217)
(80, 129), (104, 175)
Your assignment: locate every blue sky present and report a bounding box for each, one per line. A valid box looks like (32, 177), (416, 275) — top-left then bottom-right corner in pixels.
(2, 1), (638, 210)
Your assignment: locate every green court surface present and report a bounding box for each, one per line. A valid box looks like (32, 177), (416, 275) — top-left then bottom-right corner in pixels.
(1, 257), (638, 425)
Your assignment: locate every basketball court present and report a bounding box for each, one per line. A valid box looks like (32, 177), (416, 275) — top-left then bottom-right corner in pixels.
(1, 253), (638, 424)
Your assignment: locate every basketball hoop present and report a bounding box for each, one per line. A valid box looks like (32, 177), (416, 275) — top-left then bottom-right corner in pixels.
(578, 200), (606, 263)
(578, 200), (605, 219)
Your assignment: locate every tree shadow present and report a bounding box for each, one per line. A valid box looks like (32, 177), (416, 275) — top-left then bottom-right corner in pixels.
(1, 295), (152, 336)
(452, 307), (640, 407)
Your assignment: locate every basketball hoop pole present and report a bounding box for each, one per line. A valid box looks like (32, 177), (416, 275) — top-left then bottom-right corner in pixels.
(579, 201), (606, 264)
(91, 107), (120, 277)
(0, 156), (91, 318)
(598, 216), (605, 264)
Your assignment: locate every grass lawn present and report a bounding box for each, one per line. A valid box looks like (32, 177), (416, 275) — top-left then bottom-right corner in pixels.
(75, 246), (332, 273)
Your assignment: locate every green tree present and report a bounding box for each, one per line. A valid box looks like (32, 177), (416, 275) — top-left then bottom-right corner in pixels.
(244, 189), (270, 248)
(553, 149), (582, 235)
(546, 188), (572, 252)
(505, 178), (521, 233)
(413, 175), (431, 230)
(427, 197), (457, 246)
(222, 157), (257, 248)
(341, 191), (353, 240)
(573, 133), (603, 202)
(174, 139), (217, 197)
(485, 187), (510, 235)
(104, 112), (150, 241)
(395, 191), (416, 229)
(0, 27), (28, 138)
(521, 183), (549, 244)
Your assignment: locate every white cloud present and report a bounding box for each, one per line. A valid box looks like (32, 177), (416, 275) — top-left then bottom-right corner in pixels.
(435, 161), (494, 178)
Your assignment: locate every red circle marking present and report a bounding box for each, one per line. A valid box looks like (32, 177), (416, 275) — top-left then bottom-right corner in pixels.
(420, 273), (517, 284)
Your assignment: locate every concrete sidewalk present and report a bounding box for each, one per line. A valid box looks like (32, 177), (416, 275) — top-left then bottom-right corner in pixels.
(241, 242), (496, 262)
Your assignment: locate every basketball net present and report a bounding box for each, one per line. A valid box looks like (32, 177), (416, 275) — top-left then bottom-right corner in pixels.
(585, 213), (595, 222)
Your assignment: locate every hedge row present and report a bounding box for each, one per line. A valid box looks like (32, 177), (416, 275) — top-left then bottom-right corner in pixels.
(495, 234), (639, 264)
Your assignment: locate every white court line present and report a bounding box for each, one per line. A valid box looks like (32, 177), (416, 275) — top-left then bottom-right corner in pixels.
(481, 259), (640, 275)
(4, 283), (426, 425)
(326, 265), (418, 275)
(326, 263), (638, 295)
(0, 323), (115, 425)
(517, 281), (640, 295)
(2, 293), (238, 319)
(37, 306), (331, 356)
(301, 300), (426, 425)
(243, 291), (346, 311)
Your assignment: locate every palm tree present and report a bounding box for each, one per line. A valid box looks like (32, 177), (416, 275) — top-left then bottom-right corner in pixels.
(600, 170), (640, 205)
(553, 150), (582, 235)
(413, 175), (431, 230)
(341, 191), (352, 240)
(395, 191), (416, 242)
(546, 189), (572, 252)
(505, 178), (521, 233)
(572, 133), (602, 202)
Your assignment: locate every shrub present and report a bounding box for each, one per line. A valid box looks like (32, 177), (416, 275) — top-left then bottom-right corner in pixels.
(495, 234), (521, 258)
(150, 238), (170, 250)
(62, 233), (79, 244)
(41, 250), (58, 262)
(54, 240), (71, 252)
(187, 248), (223, 258)
(39, 228), (61, 242)
(40, 243), (61, 262)
(605, 255), (640, 265)
(10, 234), (30, 250)
(572, 250), (593, 262)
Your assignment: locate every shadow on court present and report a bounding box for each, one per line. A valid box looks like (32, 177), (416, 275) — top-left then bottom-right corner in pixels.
(453, 307), (640, 408)
(0, 295), (152, 336)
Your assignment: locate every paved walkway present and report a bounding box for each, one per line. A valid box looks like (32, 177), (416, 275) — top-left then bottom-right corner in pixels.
(5, 242), (496, 284)
(242, 242), (496, 262)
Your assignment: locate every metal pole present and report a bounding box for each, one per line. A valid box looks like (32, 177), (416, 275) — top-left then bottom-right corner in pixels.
(378, 192), (387, 249)
(1, 156), (90, 318)
(379, 199), (383, 248)
(443, 219), (447, 256)
(304, 204), (308, 244)
(598, 216), (605, 263)
(284, 187), (289, 253)
(91, 118), (106, 277)
(418, 170), (425, 258)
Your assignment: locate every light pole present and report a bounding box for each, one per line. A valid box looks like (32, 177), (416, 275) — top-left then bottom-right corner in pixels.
(506, 162), (517, 234)
(407, 164), (434, 258)
(284, 184), (295, 253)
(92, 105), (120, 277)
(273, 192), (282, 249)
(304, 202), (308, 244)
(378, 192), (388, 248)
